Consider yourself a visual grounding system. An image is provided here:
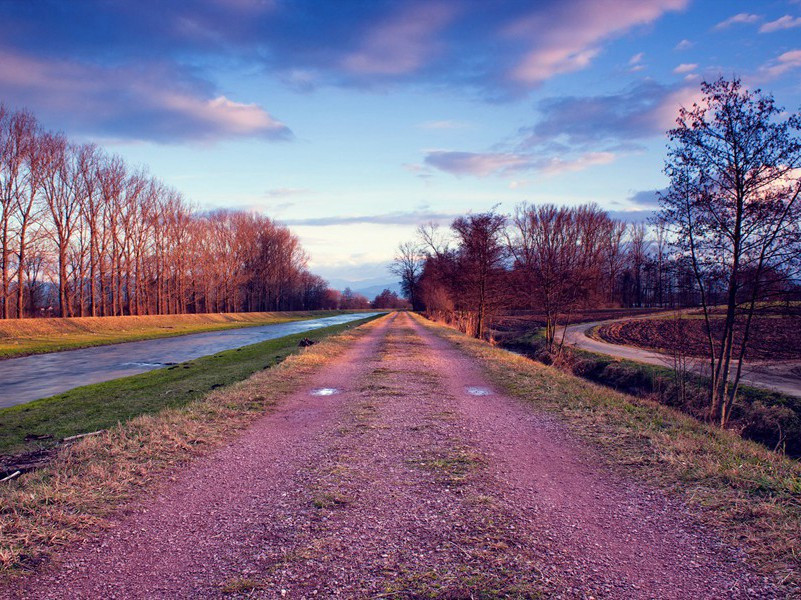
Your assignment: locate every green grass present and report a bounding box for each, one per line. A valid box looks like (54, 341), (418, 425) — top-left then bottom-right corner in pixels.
(0, 315), (380, 459)
(0, 310), (360, 359)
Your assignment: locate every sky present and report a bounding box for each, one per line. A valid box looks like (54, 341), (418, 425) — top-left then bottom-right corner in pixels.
(1, 0), (800, 285)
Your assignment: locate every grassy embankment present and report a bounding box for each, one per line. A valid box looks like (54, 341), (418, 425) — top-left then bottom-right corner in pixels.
(504, 327), (801, 457)
(0, 310), (356, 359)
(416, 314), (801, 591)
(0, 313), (385, 573)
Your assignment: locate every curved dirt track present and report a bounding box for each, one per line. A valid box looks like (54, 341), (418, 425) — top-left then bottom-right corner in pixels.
(9, 313), (775, 598)
(561, 319), (801, 399)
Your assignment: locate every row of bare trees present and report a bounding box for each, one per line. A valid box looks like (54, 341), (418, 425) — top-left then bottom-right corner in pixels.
(394, 78), (801, 430)
(393, 206), (714, 342)
(0, 105), (330, 318)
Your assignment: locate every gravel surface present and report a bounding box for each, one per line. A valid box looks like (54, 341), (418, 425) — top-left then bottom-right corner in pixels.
(10, 312), (777, 599)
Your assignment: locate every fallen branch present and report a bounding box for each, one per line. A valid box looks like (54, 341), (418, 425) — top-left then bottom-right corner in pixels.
(62, 429), (107, 443)
(1, 470), (21, 483)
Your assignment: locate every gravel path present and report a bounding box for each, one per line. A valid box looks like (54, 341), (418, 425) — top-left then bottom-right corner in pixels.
(11, 312), (776, 598)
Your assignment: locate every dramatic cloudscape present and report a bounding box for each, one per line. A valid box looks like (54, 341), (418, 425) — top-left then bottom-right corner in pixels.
(1, 0), (800, 284)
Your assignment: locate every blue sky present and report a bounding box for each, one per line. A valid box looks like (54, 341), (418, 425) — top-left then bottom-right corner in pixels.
(1, 0), (800, 284)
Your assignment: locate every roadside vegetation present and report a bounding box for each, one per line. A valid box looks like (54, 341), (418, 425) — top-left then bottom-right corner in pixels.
(0, 310), (356, 359)
(394, 77), (801, 453)
(502, 325), (801, 458)
(416, 314), (801, 591)
(0, 314), (384, 573)
(0, 315), (380, 470)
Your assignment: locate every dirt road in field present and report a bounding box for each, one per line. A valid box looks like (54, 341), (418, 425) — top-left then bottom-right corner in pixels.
(0, 313), (380, 408)
(561, 319), (801, 398)
(12, 313), (775, 598)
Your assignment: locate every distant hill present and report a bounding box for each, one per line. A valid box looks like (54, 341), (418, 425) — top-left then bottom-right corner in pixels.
(327, 277), (402, 299)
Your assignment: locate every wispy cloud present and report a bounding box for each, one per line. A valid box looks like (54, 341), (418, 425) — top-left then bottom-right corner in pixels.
(673, 63), (698, 73)
(505, 0), (688, 87)
(523, 81), (700, 148)
(760, 49), (801, 78)
(539, 152), (616, 175)
(759, 15), (801, 33)
(282, 210), (460, 227)
(422, 81), (700, 180)
(417, 120), (469, 130)
(264, 188), (311, 198)
(714, 13), (761, 30)
(424, 151), (533, 177)
(341, 2), (456, 76)
(674, 39), (693, 50)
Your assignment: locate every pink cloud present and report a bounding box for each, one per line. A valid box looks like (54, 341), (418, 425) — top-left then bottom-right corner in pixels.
(673, 63), (698, 74)
(424, 151), (532, 176)
(759, 15), (801, 33)
(539, 152), (616, 176)
(714, 13), (761, 30)
(0, 50), (290, 142)
(342, 3), (456, 76)
(505, 0), (688, 86)
(760, 49), (801, 78)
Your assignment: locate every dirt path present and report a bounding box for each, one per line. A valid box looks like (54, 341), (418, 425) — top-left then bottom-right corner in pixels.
(561, 319), (801, 399)
(10, 313), (775, 598)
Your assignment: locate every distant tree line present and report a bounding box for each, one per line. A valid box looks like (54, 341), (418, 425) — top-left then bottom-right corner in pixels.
(0, 105), (336, 318)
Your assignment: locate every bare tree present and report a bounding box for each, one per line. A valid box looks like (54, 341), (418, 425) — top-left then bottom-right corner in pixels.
(660, 78), (801, 426)
(390, 241), (423, 309)
(451, 211), (507, 339)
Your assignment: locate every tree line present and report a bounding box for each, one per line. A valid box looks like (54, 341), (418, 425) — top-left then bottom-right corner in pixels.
(394, 78), (801, 428)
(394, 205), (723, 343)
(0, 105), (337, 318)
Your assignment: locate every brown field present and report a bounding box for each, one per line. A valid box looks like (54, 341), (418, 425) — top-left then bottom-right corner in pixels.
(596, 313), (801, 361)
(491, 308), (662, 338)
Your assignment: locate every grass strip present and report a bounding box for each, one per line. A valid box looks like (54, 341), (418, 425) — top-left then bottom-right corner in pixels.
(0, 315), (380, 460)
(0, 313), (387, 575)
(415, 313), (801, 592)
(504, 328), (801, 457)
(0, 310), (360, 359)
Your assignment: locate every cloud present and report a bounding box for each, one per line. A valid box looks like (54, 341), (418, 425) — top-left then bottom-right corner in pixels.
(341, 3), (456, 76)
(629, 52), (645, 65)
(423, 149), (617, 178)
(0, 1), (691, 99)
(760, 49), (801, 78)
(264, 188), (311, 198)
(424, 151), (533, 177)
(282, 210), (460, 227)
(538, 152), (616, 175)
(0, 50), (290, 142)
(675, 39), (693, 50)
(505, 0), (688, 87)
(714, 13), (760, 30)
(417, 120), (469, 130)
(523, 81), (700, 149)
(422, 82), (703, 180)
(759, 15), (801, 33)
(673, 63), (698, 73)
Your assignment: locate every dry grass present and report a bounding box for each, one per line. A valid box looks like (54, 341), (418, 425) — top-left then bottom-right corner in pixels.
(413, 313), (801, 591)
(0, 315), (387, 576)
(0, 310), (347, 358)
